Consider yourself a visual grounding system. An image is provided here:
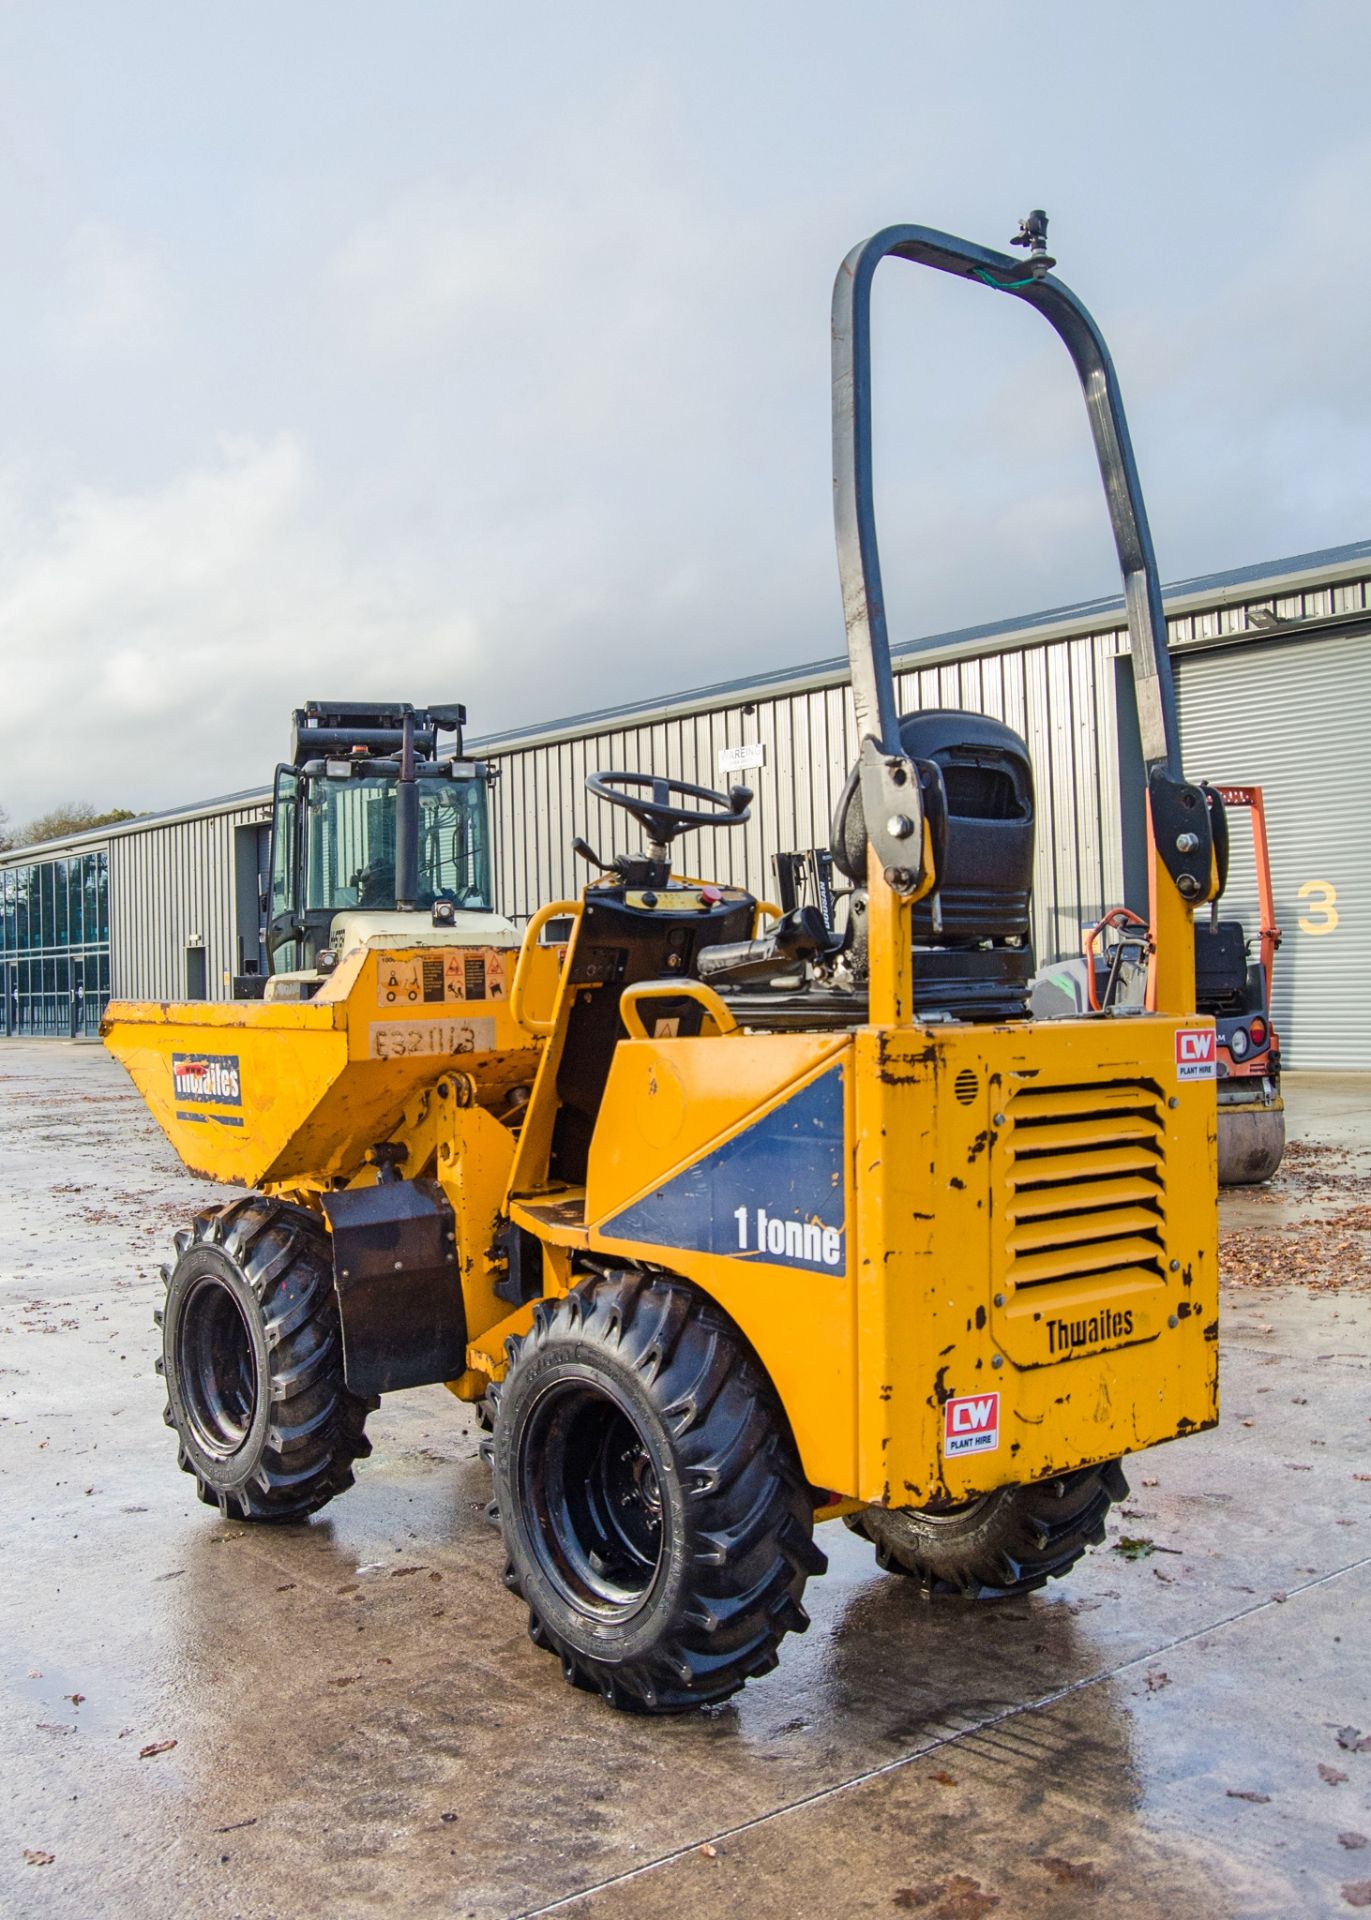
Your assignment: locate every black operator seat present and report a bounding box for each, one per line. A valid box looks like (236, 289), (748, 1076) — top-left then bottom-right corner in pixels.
(1194, 919), (1255, 1016)
(831, 709), (1037, 1022)
(548, 881), (756, 1187)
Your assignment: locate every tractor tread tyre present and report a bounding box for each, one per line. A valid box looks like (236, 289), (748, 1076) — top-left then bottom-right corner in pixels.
(159, 1194), (375, 1524)
(491, 1269), (825, 1714)
(848, 1460), (1127, 1600)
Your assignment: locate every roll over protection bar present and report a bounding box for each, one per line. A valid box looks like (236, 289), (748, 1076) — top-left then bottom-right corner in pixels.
(831, 214), (1213, 903)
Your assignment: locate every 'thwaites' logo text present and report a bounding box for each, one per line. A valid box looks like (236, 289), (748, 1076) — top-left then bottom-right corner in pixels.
(1046, 1307), (1134, 1356)
(171, 1053), (242, 1105)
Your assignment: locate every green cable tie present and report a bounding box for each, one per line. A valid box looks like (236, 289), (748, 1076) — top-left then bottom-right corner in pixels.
(972, 269), (1039, 291)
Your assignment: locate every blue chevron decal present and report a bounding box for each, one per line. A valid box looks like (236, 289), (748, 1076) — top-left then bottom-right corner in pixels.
(601, 1065), (845, 1272)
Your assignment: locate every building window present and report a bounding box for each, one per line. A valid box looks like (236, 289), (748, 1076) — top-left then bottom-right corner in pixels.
(0, 849), (111, 1037)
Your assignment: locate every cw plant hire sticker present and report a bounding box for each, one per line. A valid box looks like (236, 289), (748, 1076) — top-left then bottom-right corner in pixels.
(1175, 1028), (1217, 1081)
(943, 1391), (999, 1457)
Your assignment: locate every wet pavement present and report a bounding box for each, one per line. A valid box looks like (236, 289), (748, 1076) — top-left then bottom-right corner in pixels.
(1, 1043), (1369, 1919)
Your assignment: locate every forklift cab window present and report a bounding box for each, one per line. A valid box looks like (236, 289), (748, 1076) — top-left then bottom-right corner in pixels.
(268, 768), (304, 971)
(302, 771), (493, 914)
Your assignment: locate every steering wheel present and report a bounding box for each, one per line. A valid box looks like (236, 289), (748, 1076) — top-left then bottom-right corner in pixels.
(585, 770), (752, 846)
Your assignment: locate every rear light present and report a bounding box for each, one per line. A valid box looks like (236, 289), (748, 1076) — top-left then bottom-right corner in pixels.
(1229, 1026), (1250, 1061)
(1249, 1017), (1268, 1048)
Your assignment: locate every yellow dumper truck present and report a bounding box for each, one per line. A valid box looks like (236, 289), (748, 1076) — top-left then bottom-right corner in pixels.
(105, 212), (1222, 1713)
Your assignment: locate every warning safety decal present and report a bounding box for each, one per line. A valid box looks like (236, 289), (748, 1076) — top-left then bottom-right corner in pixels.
(376, 949), (508, 1009)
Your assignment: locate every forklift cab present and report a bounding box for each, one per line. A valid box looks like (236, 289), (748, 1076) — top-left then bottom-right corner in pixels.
(264, 702), (496, 978)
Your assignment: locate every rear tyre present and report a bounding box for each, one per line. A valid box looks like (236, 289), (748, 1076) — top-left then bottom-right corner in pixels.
(490, 1268), (826, 1713)
(847, 1460), (1127, 1599)
(156, 1195), (374, 1522)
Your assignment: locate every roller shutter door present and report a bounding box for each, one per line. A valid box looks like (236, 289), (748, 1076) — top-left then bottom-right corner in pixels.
(1175, 628), (1371, 1070)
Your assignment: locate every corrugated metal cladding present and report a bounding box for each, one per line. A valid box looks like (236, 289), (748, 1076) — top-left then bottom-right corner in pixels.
(479, 555), (1371, 984)
(1177, 625), (1371, 1071)
(3, 545), (1365, 1025)
(482, 635), (1129, 966)
(108, 797), (271, 1003)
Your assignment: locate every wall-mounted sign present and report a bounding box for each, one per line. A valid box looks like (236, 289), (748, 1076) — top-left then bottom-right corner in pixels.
(718, 742), (766, 775)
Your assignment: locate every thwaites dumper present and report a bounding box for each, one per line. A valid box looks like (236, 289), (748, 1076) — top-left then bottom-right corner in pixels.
(105, 213), (1223, 1714)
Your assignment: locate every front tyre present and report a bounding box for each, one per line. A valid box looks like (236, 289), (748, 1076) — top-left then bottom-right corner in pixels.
(847, 1460), (1128, 1599)
(157, 1195), (374, 1522)
(491, 1269), (826, 1713)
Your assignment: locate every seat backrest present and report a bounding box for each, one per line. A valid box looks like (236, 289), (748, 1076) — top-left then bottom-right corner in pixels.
(831, 709), (1035, 946)
(1194, 919), (1251, 1013)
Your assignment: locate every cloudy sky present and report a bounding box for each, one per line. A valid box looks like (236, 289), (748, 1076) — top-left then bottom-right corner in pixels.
(1, 1), (1368, 823)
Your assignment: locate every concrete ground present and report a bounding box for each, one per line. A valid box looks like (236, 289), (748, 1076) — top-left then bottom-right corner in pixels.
(1, 1045), (1369, 1920)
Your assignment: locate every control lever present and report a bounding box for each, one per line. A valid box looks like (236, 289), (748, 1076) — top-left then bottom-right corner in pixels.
(573, 836), (616, 873)
(696, 906), (835, 985)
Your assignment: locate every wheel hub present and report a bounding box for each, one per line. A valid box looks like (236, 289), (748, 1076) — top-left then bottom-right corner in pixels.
(177, 1273), (258, 1459)
(519, 1378), (665, 1619)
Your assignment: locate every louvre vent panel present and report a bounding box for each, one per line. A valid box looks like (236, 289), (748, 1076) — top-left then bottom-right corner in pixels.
(1012, 1144), (1159, 1185)
(1009, 1204), (1161, 1255)
(1015, 1116), (1157, 1153)
(1006, 1079), (1166, 1294)
(1009, 1172), (1160, 1219)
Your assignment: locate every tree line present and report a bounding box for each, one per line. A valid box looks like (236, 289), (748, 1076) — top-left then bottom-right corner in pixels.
(0, 802), (141, 854)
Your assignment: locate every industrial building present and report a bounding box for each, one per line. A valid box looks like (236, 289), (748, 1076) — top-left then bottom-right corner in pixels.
(2, 540), (1365, 1066)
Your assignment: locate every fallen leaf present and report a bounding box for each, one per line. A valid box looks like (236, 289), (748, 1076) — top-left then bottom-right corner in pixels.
(139, 1739), (177, 1759)
(1227, 1789), (1271, 1803)
(329, 1675), (360, 1687)
(1341, 1835), (1369, 1851)
(932, 1770), (957, 1786)
(1321, 1764), (1349, 1786)
(1034, 1856), (1104, 1887)
(1338, 1728), (1364, 1752)
(894, 1876), (999, 1916)
(1343, 1882), (1371, 1909)
(699, 1843), (719, 1858)
(23, 1849), (55, 1867)
(64, 1694), (85, 1706)
(1145, 1670), (1170, 1692)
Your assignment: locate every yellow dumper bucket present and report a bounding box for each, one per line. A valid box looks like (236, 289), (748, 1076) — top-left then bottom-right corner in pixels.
(102, 946), (544, 1189)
